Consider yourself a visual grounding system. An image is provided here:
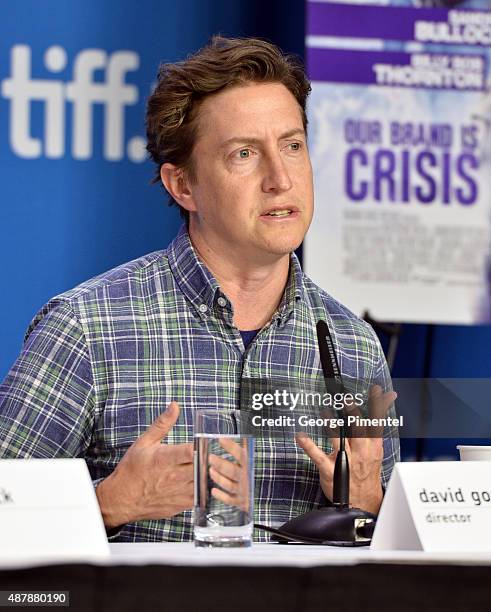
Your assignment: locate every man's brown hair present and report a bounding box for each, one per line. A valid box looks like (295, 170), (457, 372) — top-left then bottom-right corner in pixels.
(146, 35), (311, 220)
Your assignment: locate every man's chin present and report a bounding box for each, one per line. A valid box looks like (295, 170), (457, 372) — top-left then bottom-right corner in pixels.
(262, 236), (303, 256)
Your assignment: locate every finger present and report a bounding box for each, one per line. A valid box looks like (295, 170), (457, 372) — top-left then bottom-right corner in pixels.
(348, 386), (397, 439)
(211, 487), (236, 507)
(343, 393), (361, 417)
(161, 462), (194, 483)
(295, 434), (335, 470)
(347, 408), (367, 440)
(166, 487), (195, 514)
(368, 386), (397, 438)
(181, 464), (195, 483)
(218, 437), (243, 464)
(341, 393), (365, 439)
(209, 454), (241, 482)
(136, 402), (180, 447)
(343, 394), (362, 418)
(368, 386), (397, 418)
(139, 479), (194, 520)
(210, 486), (249, 512)
(367, 385), (385, 439)
(209, 466), (238, 494)
(330, 436), (341, 453)
(327, 437), (355, 466)
(320, 407), (340, 440)
(177, 467), (195, 490)
(157, 442), (194, 465)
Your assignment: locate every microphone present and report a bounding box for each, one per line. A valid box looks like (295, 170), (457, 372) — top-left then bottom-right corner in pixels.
(316, 319), (349, 511)
(255, 319), (376, 546)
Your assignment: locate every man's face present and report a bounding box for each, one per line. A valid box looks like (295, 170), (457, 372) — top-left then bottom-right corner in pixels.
(186, 81), (314, 263)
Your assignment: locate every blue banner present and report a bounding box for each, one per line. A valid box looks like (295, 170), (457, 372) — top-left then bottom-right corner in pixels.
(0, 1), (197, 378)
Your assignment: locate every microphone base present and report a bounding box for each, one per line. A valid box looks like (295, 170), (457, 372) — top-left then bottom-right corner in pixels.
(271, 506), (376, 546)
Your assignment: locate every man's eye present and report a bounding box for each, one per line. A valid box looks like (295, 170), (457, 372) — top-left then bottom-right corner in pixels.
(238, 149), (251, 159)
(289, 142), (301, 151)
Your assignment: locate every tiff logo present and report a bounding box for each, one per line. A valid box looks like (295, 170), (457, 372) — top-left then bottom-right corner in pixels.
(1, 45), (146, 162)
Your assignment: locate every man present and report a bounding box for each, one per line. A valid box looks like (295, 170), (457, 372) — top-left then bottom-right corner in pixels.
(0, 36), (399, 541)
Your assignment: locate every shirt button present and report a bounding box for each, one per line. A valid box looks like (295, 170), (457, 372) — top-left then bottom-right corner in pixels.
(198, 304), (208, 313)
(217, 297), (227, 307)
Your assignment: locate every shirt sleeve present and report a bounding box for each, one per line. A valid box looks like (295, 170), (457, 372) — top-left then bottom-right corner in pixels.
(0, 300), (96, 459)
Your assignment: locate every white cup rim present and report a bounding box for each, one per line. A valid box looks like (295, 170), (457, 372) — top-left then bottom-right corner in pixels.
(457, 445), (491, 450)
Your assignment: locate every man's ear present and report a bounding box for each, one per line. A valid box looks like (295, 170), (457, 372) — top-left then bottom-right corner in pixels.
(160, 163), (197, 213)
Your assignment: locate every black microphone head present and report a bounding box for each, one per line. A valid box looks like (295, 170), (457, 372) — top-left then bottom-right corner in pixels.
(316, 319), (343, 392)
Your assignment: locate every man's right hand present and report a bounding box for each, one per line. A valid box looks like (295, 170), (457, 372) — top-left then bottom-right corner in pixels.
(95, 402), (194, 529)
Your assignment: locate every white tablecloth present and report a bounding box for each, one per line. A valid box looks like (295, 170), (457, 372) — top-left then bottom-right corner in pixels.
(107, 542), (491, 567)
(2, 542), (491, 570)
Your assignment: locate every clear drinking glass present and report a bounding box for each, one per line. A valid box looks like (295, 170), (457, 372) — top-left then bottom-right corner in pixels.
(193, 408), (254, 547)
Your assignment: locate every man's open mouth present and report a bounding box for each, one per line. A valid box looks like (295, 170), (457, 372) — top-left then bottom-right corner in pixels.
(265, 209), (292, 217)
(261, 207), (299, 218)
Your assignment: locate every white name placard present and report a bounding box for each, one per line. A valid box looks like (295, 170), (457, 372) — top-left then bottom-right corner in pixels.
(372, 461), (491, 552)
(0, 459), (110, 563)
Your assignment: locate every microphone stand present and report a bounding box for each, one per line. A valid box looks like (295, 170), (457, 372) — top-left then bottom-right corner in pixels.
(333, 419), (349, 510)
(254, 320), (377, 546)
(264, 417), (376, 546)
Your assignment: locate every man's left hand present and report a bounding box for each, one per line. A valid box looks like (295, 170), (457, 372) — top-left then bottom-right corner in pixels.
(296, 385), (397, 515)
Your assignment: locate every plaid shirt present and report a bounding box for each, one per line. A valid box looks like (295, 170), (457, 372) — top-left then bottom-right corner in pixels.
(0, 225), (399, 541)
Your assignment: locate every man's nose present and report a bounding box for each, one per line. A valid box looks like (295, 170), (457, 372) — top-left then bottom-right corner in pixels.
(261, 153), (293, 193)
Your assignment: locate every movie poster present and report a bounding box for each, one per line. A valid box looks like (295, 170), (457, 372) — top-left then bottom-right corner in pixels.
(305, 0), (491, 323)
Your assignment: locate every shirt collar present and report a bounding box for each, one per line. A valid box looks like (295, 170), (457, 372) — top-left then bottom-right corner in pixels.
(167, 225), (221, 321)
(275, 250), (304, 327)
(167, 224), (304, 326)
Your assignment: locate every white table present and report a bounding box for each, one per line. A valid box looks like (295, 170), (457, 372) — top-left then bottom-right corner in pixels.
(108, 541), (491, 567)
(2, 541), (491, 570)
(1, 544), (491, 611)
